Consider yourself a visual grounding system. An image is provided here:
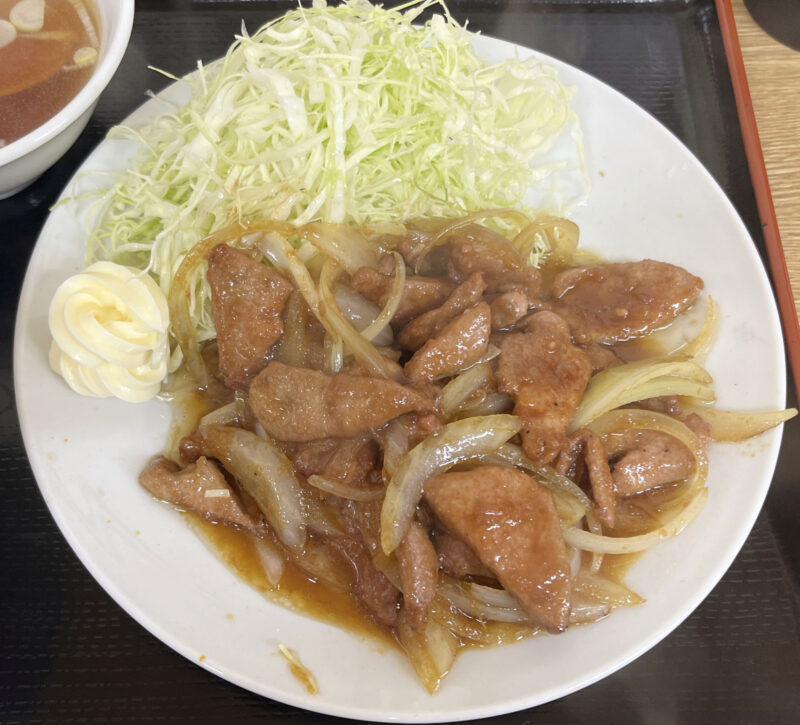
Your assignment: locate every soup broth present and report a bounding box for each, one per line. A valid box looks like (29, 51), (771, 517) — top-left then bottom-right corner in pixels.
(0, 0), (99, 146)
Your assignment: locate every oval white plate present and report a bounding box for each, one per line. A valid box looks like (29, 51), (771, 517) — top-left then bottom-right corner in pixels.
(14, 33), (787, 722)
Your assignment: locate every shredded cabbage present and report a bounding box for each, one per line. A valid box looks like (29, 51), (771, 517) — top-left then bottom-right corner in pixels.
(86, 0), (583, 343)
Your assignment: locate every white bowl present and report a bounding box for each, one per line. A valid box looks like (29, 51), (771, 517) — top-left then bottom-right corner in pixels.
(0, 0), (134, 199)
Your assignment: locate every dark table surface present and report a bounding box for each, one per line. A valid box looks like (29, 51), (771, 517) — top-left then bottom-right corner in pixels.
(2, 1), (800, 723)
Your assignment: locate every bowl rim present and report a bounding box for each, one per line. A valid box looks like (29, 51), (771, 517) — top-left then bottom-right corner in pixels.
(0, 0), (135, 165)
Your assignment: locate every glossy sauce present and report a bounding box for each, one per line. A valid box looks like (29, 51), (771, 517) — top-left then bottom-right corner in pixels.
(600, 481), (687, 582)
(185, 514), (398, 651)
(0, 0), (99, 145)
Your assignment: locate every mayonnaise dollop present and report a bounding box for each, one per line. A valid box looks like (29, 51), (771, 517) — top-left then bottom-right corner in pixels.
(48, 261), (170, 402)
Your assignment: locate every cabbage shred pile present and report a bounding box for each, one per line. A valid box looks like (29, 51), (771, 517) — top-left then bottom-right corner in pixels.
(87, 0), (579, 342)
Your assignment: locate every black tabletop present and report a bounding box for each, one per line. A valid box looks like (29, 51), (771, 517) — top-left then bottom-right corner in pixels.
(2, 1), (800, 723)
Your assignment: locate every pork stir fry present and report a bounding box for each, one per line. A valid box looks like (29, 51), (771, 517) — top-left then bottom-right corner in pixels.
(140, 214), (730, 693)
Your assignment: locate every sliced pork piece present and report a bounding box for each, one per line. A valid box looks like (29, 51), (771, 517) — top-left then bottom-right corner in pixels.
(350, 499), (384, 555)
(448, 230), (542, 298)
(249, 361), (438, 442)
(285, 438), (339, 478)
(139, 456), (265, 534)
(425, 466), (571, 633)
(395, 221), (452, 274)
(405, 412), (444, 446)
(350, 267), (454, 324)
(405, 302), (491, 382)
(397, 273), (486, 351)
(335, 534), (401, 627)
(490, 289), (529, 330)
(684, 412), (712, 448)
(550, 260), (703, 344)
(611, 432), (694, 496)
(284, 436), (378, 485)
(606, 426), (700, 496)
(434, 531), (493, 579)
(396, 521), (439, 631)
(496, 311), (592, 465)
(335, 503), (401, 627)
(556, 429), (616, 528)
(379, 412), (445, 455)
(581, 343), (623, 373)
(323, 437), (380, 485)
(207, 244), (294, 388)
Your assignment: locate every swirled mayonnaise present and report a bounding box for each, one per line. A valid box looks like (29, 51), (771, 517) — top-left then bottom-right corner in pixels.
(48, 261), (170, 403)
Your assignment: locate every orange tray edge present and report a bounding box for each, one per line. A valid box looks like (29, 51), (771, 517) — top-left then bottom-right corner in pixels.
(715, 0), (800, 392)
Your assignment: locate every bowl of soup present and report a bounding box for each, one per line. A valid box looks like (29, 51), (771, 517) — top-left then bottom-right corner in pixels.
(0, 0), (133, 198)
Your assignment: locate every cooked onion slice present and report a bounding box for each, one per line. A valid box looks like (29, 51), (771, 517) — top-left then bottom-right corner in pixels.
(456, 392), (513, 420)
(290, 537), (353, 591)
(197, 424), (308, 551)
(381, 418), (409, 479)
(512, 216), (579, 265)
(307, 474), (385, 502)
(679, 402), (797, 442)
(253, 536), (285, 588)
(380, 414), (522, 554)
(198, 394), (248, 427)
(319, 259), (402, 380)
(301, 495), (344, 538)
(440, 577), (609, 627)
(413, 209), (531, 272)
(568, 597), (610, 625)
(572, 571), (643, 608)
(440, 361), (493, 420)
(396, 609), (458, 695)
(563, 487), (708, 554)
(430, 596), (536, 645)
(258, 231), (321, 316)
(674, 295), (718, 362)
(323, 332), (344, 374)
(333, 285), (394, 347)
(298, 222), (378, 274)
(439, 577), (527, 623)
(570, 358), (715, 433)
(359, 252), (405, 342)
(277, 291), (317, 367)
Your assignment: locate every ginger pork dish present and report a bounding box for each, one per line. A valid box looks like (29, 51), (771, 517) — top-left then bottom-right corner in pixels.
(131, 213), (789, 693)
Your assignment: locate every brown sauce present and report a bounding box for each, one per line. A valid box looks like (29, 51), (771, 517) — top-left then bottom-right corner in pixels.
(185, 514), (398, 652)
(600, 481), (688, 583)
(278, 644), (319, 695)
(0, 0), (99, 145)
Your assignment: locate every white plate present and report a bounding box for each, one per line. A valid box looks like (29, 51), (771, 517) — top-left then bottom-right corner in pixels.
(14, 34), (787, 722)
